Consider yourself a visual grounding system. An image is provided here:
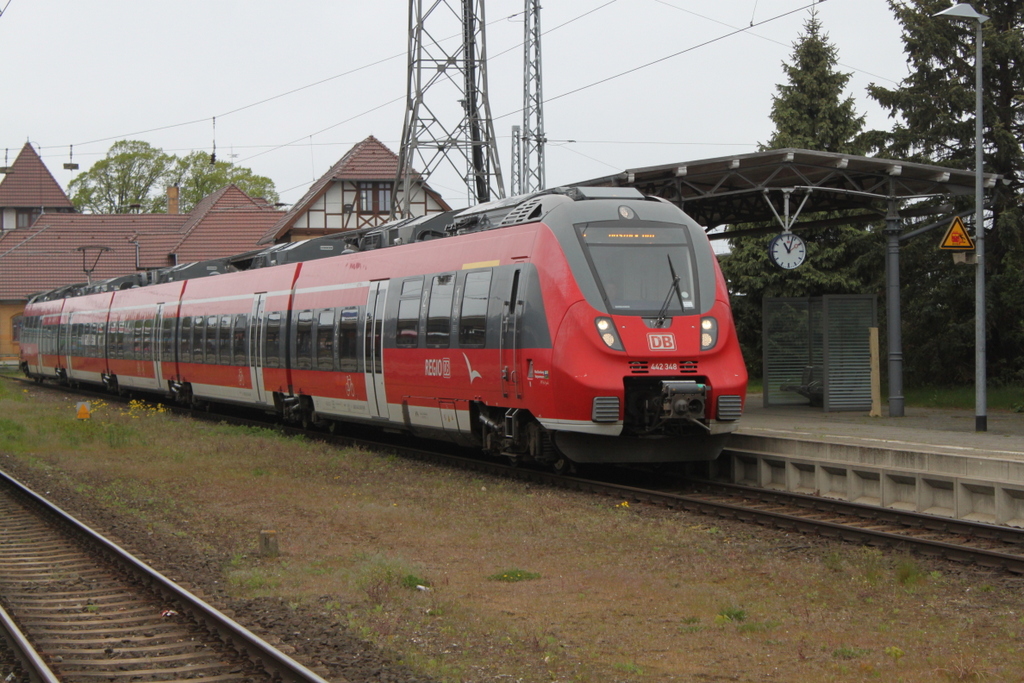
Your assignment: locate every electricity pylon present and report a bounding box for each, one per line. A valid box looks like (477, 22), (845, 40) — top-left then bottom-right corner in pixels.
(394, 0), (505, 216)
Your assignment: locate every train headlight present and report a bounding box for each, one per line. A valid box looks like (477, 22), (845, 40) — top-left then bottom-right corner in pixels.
(700, 317), (718, 350)
(595, 317), (624, 351)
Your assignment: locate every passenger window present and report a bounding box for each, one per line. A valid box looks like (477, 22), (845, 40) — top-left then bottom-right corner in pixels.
(295, 310), (314, 370)
(316, 309), (336, 371)
(426, 274), (454, 347)
(218, 315), (232, 364)
(160, 315), (174, 362)
(116, 320), (126, 359)
(338, 307), (359, 372)
(265, 312), (282, 368)
(143, 318), (154, 358)
(397, 277), (423, 348)
(205, 316), (219, 362)
(459, 271), (491, 347)
(179, 316), (192, 361)
(233, 314), (248, 366)
(193, 316), (206, 364)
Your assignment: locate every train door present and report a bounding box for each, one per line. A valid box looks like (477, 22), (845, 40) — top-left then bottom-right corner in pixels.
(500, 268), (524, 399)
(364, 281), (390, 419)
(63, 311), (76, 375)
(153, 304), (166, 389)
(249, 294), (269, 406)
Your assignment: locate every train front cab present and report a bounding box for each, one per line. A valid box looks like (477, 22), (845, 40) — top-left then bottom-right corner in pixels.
(537, 192), (748, 465)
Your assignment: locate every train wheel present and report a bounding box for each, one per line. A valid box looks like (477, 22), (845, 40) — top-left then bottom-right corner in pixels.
(551, 455), (574, 476)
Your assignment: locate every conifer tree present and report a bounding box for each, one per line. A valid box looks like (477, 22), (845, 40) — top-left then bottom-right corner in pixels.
(719, 11), (882, 376)
(866, 0), (1023, 385)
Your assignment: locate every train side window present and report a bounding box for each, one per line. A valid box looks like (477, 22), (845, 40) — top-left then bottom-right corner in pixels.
(116, 320), (126, 359)
(143, 318), (154, 358)
(316, 309), (336, 371)
(459, 270), (492, 347)
(264, 312), (282, 368)
(295, 310), (314, 370)
(205, 316), (218, 363)
(218, 315), (232, 365)
(397, 277), (423, 348)
(193, 316), (206, 364)
(160, 315), (175, 362)
(426, 273), (454, 347)
(179, 316), (192, 362)
(338, 307), (359, 372)
(232, 314), (248, 365)
(133, 320), (141, 359)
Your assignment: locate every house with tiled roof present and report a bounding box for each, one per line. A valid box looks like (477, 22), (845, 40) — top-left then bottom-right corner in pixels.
(0, 166), (284, 361)
(0, 142), (76, 231)
(259, 135), (450, 244)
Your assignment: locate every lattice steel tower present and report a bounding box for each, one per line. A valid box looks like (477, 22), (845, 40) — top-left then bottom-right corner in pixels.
(521, 0), (545, 194)
(394, 0), (505, 216)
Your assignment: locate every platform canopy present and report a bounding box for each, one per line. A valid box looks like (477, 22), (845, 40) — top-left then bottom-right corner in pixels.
(576, 148), (1003, 234)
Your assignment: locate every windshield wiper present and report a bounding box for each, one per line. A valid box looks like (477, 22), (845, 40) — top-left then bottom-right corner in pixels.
(654, 255), (687, 328)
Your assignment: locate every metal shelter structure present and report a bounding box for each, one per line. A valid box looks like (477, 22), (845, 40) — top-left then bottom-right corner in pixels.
(578, 148), (1003, 417)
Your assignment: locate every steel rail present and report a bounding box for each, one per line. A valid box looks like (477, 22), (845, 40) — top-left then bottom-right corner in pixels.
(0, 601), (61, 683)
(0, 468), (332, 683)
(13, 375), (1024, 575)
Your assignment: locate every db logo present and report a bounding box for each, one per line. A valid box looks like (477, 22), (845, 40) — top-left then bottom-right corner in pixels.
(647, 333), (676, 351)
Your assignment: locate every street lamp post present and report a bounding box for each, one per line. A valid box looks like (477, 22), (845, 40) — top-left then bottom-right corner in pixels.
(935, 3), (989, 432)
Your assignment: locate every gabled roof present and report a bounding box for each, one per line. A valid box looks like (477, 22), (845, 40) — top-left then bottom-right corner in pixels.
(0, 184), (284, 301)
(0, 216), (184, 299)
(171, 185), (284, 263)
(0, 142), (75, 210)
(258, 135), (444, 245)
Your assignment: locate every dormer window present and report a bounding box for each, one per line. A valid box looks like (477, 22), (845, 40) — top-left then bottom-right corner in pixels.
(16, 209), (39, 229)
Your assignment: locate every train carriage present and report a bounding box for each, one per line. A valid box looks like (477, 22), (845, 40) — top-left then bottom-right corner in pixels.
(21, 187), (747, 469)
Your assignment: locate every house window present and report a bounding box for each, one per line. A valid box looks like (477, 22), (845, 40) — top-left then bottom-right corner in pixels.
(358, 182), (392, 215)
(16, 210), (38, 229)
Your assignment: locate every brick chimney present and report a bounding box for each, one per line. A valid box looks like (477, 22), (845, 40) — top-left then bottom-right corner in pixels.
(167, 185), (180, 215)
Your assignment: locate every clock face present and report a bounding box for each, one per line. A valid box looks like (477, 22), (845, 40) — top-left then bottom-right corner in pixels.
(768, 233), (807, 269)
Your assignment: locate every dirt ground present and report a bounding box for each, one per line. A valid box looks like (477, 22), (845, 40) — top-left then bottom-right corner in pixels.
(3, 382), (1024, 682)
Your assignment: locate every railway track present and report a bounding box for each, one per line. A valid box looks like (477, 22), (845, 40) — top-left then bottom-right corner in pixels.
(0, 468), (333, 683)
(12, 376), (1024, 585)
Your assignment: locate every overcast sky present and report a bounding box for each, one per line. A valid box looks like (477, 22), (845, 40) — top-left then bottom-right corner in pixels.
(1, 0), (911, 209)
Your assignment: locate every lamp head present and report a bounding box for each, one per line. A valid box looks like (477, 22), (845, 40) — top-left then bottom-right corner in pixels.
(934, 3), (990, 23)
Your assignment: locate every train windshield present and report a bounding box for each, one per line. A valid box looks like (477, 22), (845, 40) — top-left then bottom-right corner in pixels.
(578, 223), (698, 316)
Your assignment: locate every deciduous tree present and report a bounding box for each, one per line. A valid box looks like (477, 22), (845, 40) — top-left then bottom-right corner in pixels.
(68, 141), (174, 214)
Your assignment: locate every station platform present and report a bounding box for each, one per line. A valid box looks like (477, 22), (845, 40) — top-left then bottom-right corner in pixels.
(718, 396), (1024, 526)
(736, 394), (1024, 460)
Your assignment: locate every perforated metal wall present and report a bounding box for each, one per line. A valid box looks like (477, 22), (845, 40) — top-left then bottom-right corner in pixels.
(763, 296), (876, 412)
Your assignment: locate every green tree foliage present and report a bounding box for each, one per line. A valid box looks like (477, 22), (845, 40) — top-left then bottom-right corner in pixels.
(867, 0), (1024, 385)
(68, 141), (175, 214)
(168, 151), (279, 213)
(719, 12), (883, 376)
(69, 142), (279, 215)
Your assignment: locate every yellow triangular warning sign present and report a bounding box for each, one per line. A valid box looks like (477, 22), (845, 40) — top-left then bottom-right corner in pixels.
(939, 216), (975, 251)
(76, 402), (91, 420)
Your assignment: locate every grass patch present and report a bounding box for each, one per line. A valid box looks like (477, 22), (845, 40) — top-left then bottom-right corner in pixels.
(832, 645), (871, 660)
(487, 568), (541, 583)
(715, 606), (747, 623)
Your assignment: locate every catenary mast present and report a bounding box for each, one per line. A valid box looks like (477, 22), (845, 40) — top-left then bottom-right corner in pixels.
(521, 0), (546, 194)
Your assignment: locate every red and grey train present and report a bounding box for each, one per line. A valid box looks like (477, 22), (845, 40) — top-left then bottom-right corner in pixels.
(19, 186), (747, 469)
